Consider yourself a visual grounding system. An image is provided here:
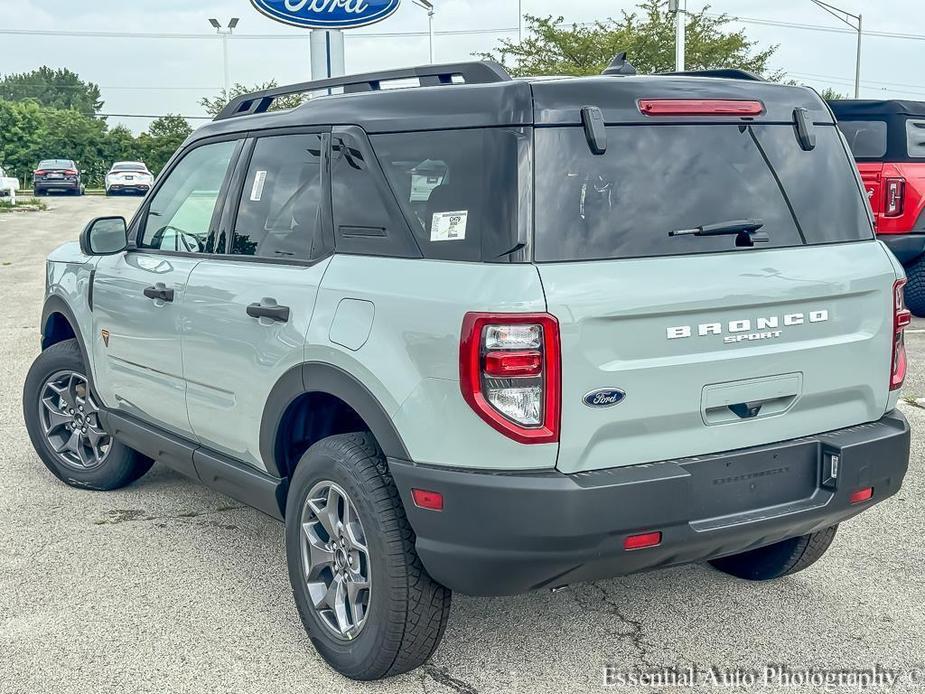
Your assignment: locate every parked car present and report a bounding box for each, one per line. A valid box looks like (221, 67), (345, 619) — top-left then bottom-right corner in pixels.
(24, 59), (911, 681)
(0, 165), (19, 198)
(105, 161), (154, 196)
(829, 99), (925, 314)
(33, 159), (83, 196)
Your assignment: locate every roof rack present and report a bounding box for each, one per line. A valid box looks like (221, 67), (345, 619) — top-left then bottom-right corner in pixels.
(215, 61), (512, 120)
(660, 68), (765, 81)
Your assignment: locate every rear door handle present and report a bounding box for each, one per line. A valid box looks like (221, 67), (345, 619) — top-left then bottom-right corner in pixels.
(247, 301), (290, 323)
(143, 283), (174, 302)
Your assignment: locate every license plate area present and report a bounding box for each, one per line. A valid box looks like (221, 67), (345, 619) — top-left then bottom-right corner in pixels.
(48, 173), (63, 179)
(679, 440), (819, 520)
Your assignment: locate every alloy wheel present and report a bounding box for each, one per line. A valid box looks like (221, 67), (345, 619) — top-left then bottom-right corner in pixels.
(38, 370), (111, 470)
(300, 481), (372, 640)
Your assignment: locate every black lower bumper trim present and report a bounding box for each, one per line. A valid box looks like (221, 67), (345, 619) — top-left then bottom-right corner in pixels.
(389, 412), (910, 596)
(880, 233), (925, 265)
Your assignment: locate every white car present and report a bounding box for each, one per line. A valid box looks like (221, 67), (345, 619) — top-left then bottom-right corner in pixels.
(0, 165), (19, 200)
(105, 161), (153, 196)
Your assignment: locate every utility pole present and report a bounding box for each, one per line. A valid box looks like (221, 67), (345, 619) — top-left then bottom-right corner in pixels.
(208, 17), (239, 94)
(668, 0), (686, 72)
(810, 1), (862, 98)
(413, 0), (436, 63)
(519, 0), (524, 43)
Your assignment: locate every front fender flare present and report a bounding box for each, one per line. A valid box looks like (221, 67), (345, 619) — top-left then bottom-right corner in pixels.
(40, 295), (93, 381)
(259, 362), (411, 478)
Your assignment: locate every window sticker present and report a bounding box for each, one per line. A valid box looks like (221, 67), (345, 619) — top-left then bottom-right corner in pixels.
(431, 210), (468, 241)
(250, 170), (268, 201)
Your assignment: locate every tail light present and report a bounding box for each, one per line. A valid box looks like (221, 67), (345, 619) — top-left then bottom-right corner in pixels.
(460, 312), (560, 444)
(33, 170), (46, 176)
(639, 99), (764, 117)
(884, 178), (905, 217)
(891, 278), (911, 390)
(64, 169), (78, 176)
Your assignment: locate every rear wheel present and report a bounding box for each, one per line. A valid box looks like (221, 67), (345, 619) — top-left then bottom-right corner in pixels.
(905, 255), (925, 317)
(23, 339), (153, 490)
(709, 525), (838, 580)
(286, 432), (451, 680)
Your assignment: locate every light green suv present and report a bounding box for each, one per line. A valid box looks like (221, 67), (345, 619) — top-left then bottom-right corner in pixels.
(23, 58), (912, 681)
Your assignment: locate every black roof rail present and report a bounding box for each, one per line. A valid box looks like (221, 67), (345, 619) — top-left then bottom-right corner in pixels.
(215, 61), (512, 120)
(660, 68), (765, 81)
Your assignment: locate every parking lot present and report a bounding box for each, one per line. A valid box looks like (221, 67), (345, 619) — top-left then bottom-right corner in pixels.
(1, 196), (924, 694)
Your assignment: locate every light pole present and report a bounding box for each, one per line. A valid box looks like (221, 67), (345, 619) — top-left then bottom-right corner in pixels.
(810, 1), (862, 98)
(668, 0), (686, 72)
(413, 1), (435, 63)
(208, 17), (239, 94)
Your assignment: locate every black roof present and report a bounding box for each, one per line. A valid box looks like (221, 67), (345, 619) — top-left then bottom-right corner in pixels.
(189, 61), (833, 144)
(828, 99), (925, 119)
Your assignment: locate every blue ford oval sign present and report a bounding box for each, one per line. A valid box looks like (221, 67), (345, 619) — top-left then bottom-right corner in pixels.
(251, 0), (401, 30)
(583, 388), (626, 408)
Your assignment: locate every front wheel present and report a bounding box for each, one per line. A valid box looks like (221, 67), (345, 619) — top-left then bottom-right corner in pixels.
(286, 432), (451, 680)
(23, 339), (153, 490)
(709, 525), (838, 580)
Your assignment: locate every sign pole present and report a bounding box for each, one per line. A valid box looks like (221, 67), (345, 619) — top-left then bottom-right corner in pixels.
(310, 29), (346, 83)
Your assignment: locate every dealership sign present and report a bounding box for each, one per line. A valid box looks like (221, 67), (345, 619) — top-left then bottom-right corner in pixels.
(251, 0), (401, 29)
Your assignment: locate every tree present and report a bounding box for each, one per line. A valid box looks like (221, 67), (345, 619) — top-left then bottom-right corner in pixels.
(199, 81), (304, 118)
(136, 114), (193, 175)
(0, 66), (103, 115)
(481, 1), (779, 79)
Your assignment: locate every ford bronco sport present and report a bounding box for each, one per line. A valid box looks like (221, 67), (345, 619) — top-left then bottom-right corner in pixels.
(24, 58), (911, 681)
(830, 99), (925, 315)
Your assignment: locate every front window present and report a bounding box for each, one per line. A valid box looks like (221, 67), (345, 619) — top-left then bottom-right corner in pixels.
(140, 140), (237, 254)
(534, 124), (872, 262)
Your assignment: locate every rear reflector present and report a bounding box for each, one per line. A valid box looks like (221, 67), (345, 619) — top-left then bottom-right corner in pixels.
(639, 99), (765, 117)
(891, 278), (911, 390)
(624, 531), (662, 550)
(411, 488), (444, 511)
(484, 350), (543, 377)
(849, 487), (874, 504)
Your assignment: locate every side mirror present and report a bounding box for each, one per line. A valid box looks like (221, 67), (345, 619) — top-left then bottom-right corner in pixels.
(80, 216), (127, 256)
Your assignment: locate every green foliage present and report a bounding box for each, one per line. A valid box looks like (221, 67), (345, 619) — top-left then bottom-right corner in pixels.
(0, 97), (192, 187)
(199, 81), (305, 118)
(0, 66), (103, 115)
(480, 0), (779, 78)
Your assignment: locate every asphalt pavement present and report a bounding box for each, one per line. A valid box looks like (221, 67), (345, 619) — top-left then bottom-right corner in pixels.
(1, 196), (923, 693)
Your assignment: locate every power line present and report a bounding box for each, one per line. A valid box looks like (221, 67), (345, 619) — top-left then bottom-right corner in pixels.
(0, 26), (519, 40)
(707, 13), (925, 43)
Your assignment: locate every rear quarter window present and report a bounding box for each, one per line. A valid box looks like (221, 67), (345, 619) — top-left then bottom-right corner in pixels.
(906, 119), (925, 158)
(836, 120), (887, 159)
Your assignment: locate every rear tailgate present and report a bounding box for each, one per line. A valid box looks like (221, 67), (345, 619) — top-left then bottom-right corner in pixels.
(533, 106), (896, 474)
(540, 244), (895, 473)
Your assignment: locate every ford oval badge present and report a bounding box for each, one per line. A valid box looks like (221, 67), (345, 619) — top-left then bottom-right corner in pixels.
(251, 0), (401, 30)
(583, 388), (626, 408)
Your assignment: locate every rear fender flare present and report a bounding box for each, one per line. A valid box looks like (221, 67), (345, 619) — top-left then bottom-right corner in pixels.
(259, 362), (410, 478)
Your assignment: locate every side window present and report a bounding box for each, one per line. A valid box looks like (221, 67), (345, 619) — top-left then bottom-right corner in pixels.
(907, 119), (925, 158)
(231, 133), (325, 260)
(331, 128), (419, 257)
(372, 128), (526, 261)
(140, 140), (237, 253)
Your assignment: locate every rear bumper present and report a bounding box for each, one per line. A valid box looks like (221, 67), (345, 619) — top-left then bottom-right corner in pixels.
(879, 232), (925, 264)
(390, 411), (910, 596)
(107, 184), (149, 193)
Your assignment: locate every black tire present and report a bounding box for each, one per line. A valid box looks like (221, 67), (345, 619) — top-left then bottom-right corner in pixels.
(709, 525), (838, 581)
(905, 255), (925, 317)
(286, 432), (451, 680)
(23, 339), (153, 490)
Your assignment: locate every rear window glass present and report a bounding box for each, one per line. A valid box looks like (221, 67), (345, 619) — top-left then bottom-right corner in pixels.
(112, 162), (147, 171)
(534, 124), (872, 262)
(906, 119), (925, 158)
(836, 120), (887, 159)
(372, 128), (526, 262)
(38, 160), (74, 169)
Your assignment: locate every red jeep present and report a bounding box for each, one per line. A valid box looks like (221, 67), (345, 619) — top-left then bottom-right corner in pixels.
(830, 100), (925, 315)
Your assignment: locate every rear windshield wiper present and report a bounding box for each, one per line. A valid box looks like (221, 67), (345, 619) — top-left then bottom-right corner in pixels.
(669, 219), (768, 246)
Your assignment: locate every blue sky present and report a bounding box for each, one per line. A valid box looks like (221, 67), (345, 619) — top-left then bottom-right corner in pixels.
(3, 0), (924, 132)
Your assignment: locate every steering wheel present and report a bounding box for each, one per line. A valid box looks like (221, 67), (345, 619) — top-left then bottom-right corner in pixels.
(152, 225), (204, 253)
